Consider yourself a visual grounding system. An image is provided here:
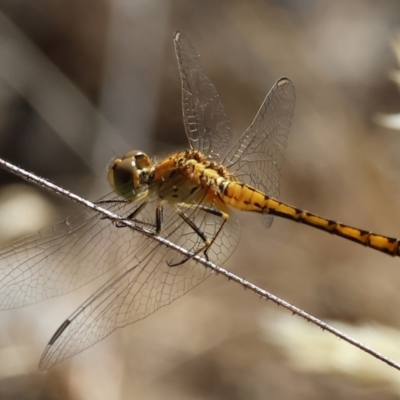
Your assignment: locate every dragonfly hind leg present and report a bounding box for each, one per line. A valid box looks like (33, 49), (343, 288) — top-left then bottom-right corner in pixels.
(167, 205), (229, 267)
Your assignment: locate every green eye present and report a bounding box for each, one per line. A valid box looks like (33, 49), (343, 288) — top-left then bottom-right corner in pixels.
(107, 150), (151, 201)
(108, 158), (136, 199)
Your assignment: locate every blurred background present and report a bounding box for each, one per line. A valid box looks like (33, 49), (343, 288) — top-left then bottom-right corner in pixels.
(1, 0), (400, 398)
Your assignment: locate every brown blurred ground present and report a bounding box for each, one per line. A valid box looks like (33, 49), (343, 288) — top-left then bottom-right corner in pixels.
(1, 0), (400, 399)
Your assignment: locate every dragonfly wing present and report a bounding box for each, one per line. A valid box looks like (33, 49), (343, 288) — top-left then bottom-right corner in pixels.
(223, 78), (295, 227)
(174, 31), (232, 161)
(39, 235), (208, 369)
(39, 189), (240, 369)
(0, 196), (153, 309)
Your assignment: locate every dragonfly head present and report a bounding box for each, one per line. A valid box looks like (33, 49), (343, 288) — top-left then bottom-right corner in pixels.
(107, 150), (151, 201)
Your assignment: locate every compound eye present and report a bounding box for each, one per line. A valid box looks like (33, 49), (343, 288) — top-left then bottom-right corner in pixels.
(134, 152), (150, 169)
(107, 157), (138, 198)
(123, 150), (150, 169)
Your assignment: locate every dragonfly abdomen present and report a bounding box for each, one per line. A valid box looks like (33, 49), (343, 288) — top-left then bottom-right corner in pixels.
(221, 181), (400, 256)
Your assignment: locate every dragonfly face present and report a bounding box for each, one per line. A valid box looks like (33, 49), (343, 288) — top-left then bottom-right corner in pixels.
(108, 150), (152, 201)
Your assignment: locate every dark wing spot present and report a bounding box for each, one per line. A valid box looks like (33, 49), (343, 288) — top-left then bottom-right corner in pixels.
(48, 319), (71, 345)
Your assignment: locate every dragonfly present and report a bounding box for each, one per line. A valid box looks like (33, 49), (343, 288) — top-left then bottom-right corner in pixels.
(1, 31), (399, 371)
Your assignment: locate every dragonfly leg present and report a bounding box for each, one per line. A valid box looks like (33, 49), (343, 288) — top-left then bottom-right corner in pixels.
(155, 203), (163, 234)
(96, 199), (129, 220)
(96, 199), (130, 205)
(113, 201), (150, 228)
(167, 205), (228, 267)
(99, 198), (163, 234)
(201, 207), (228, 260)
(97, 199), (156, 231)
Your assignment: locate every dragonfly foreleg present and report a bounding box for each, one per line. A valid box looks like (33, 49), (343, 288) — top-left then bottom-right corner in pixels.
(96, 199), (130, 205)
(97, 200), (155, 231)
(113, 201), (149, 228)
(96, 199), (129, 220)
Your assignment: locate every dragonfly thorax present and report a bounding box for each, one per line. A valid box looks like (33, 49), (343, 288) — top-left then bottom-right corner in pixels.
(107, 150), (153, 201)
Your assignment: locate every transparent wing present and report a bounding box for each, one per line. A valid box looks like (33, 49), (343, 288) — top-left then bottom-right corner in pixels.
(0, 198), (129, 309)
(38, 181), (240, 369)
(222, 78), (295, 227)
(174, 31), (232, 161)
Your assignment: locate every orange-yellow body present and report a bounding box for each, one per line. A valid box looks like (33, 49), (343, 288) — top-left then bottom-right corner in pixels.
(149, 150), (400, 257)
